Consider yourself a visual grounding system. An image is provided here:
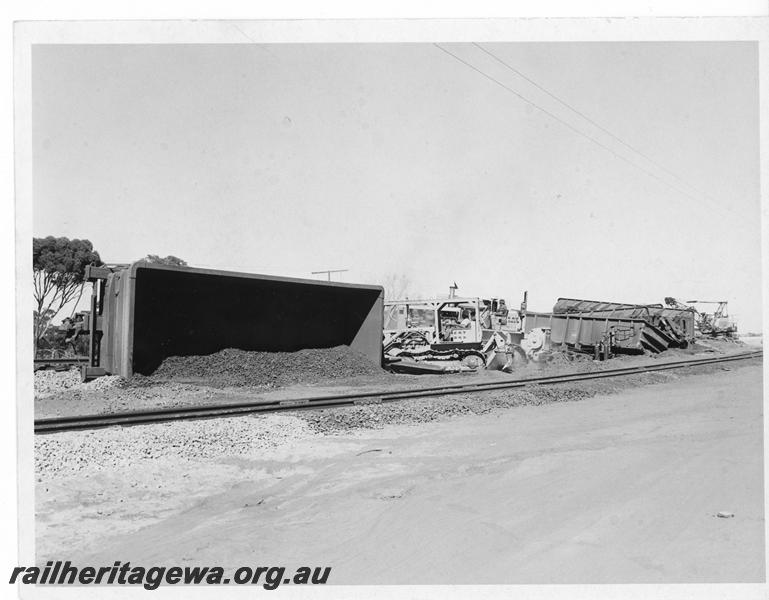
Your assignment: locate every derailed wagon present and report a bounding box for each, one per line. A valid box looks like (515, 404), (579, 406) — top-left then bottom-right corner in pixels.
(522, 297), (696, 359)
(524, 312), (684, 359)
(553, 298), (697, 347)
(80, 262), (384, 380)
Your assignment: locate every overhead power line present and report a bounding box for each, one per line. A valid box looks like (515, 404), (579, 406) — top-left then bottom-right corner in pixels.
(432, 43), (733, 217)
(472, 42), (719, 205)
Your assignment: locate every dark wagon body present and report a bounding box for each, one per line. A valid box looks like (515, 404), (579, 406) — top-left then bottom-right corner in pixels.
(523, 296), (697, 355)
(553, 297), (697, 343)
(84, 262), (384, 379)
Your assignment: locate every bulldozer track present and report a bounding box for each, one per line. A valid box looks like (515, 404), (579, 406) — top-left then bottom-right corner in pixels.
(34, 350), (762, 434)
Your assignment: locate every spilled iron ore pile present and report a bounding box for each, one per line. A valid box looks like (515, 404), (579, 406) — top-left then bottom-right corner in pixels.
(147, 346), (386, 388)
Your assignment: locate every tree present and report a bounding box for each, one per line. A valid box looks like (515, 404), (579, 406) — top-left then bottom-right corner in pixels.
(33, 309), (58, 357)
(141, 254), (188, 266)
(33, 236), (102, 354)
(381, 273), (413, 300)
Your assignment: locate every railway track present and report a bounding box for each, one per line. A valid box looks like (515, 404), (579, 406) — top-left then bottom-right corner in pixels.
(34, 350), (762, 434)
(34, 357), (89, 370)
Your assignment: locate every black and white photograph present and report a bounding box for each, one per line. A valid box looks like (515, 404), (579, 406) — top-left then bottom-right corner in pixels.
(10, 13), (769, 597)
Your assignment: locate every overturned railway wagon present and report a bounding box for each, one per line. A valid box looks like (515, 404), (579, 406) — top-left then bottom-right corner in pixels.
(81, 263), (384, 379)
(524, 298), (696, 355)
(553, 298), (697, 344)
(524, 311), (682, 354)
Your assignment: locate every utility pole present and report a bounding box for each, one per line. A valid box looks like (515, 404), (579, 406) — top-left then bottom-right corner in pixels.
(311, 268), (349, 282)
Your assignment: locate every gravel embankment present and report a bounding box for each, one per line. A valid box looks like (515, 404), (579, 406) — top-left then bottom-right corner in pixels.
(294, 359), (753, 435)
(36, 414), (314, 480)
(294, 380), (641, 435)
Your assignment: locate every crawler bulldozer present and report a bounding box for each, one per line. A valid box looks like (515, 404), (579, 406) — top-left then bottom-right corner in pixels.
(383, 289), (532, 373)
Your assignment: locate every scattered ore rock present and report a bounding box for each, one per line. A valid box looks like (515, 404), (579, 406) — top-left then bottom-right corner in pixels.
(148, 346), (384, 388)
(34, 369), (82, 398)
(35, 369), (130, 400)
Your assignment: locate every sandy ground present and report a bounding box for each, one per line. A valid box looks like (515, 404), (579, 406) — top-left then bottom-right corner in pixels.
(35, 362), (764, 584)
(741, 334), (764, 348)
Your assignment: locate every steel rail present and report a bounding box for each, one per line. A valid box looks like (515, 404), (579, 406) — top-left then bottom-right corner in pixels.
(35, 350), (762, 434)
(34, 357), (89, 366)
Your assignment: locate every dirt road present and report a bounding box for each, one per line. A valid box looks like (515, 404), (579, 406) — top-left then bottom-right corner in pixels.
(37, 364), (764, 583)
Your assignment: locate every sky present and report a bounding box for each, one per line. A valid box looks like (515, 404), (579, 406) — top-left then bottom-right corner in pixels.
(31, 42), (762, 330)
